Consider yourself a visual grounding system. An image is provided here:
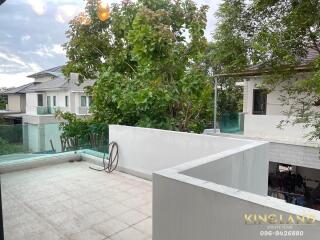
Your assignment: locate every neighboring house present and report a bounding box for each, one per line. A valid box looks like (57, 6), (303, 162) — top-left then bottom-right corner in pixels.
(2, 66), (94, 152)
(5, 83), (33, 113)
(3, 66), (94, 125)
(217, 49), (318, 144)
(24, 67), (94, 125)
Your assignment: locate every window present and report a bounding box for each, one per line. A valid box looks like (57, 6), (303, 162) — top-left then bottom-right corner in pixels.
(65, 96), (69, 107)
(53, 96), (56, 106)
(37, 94), (43, 106)
(252, 89), (267, 115)
(47, 96), (51, 107)
(88, 96), (93, 106)
(80, 96), (87, 107)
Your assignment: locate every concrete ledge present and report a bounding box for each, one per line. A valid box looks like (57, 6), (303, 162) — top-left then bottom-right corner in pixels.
(0, 151), (81, 173)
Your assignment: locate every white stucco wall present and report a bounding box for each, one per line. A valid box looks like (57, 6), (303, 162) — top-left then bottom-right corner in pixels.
(243, 75), (317, 143)
(109, 125), (259, 178)
(244, 114), (313, 143)
(34, 76), (54, 83)
(7, 95), (21, 112)
(74, 92), (90, 115)
(244, 77), (287, 115)
(26, 93), (39, 115)
(45, 90), (71, 112)
(182, 143), (269, 196)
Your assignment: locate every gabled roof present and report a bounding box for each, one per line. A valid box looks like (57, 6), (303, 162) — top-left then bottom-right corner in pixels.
(6, 66), (94, 94)
(25, 78), (95, 92)
(214, 48), (319, 78)
(4, 82), (35, 94)
(27, 66), (65, 78)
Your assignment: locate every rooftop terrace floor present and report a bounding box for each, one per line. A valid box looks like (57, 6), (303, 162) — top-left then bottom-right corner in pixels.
(1, 162), (152, 240)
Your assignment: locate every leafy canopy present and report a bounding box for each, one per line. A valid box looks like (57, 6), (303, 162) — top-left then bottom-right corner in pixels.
(64, 0), (213, 133)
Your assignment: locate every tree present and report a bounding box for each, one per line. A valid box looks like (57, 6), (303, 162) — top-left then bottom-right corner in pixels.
(64, 0), (213, 133)
(247, 0), (320, 141)
(205, 0), (247, 117)
(0, 88), (7, 110)
(212, 0), (320, 140)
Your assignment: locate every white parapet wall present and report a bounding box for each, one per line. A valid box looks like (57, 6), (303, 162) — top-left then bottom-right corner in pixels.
(110, 125), (319, 239)
(108, 125), (263, 179)
(153, 144), (320, 240)
(181, 143), (269, 196)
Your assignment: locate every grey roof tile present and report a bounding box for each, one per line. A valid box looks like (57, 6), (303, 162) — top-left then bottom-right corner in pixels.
(5, 82), (35, 94)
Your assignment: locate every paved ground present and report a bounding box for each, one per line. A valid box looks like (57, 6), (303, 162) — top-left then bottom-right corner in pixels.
(1, 162), (152, 240)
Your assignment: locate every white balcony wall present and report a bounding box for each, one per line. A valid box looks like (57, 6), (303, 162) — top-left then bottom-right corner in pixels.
(181, 144), (269, 196)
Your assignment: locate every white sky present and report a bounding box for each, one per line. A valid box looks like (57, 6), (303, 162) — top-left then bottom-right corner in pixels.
(0, 0), (222, 88)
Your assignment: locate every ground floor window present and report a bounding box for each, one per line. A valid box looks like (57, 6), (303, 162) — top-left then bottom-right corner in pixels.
(53, 96), (56, 106)
(80, 96), (87, 107)
(65, 96), (69, 107)
(47, 96), (51, 107)
(252, 89), (267, 115)
(88, 96), (93, 106)
(37, 94), (43, 106)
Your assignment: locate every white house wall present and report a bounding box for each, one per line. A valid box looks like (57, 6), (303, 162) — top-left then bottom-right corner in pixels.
(244, 77), (286, 115)
(7, 95), (21, 112)
(26, 93), (39, 115)
(243, 75), (316, 142)
(45, 90), (71, 112)
(34, 76), (54, 83)
(20, 95), (26, 112)
(244, 114), (311, 143)
(74, 92), (90, 115)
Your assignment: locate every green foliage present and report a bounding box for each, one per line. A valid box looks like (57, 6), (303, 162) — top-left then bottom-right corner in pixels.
(55, 110), (108, 150)
(204, 0), (245, 117)
(64, 0), (213, 133)
(0, 137), (25, 155)
(0, 89), (7, 110)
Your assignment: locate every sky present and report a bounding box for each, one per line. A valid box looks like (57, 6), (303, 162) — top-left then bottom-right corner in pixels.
(0, 0), (222, 88)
